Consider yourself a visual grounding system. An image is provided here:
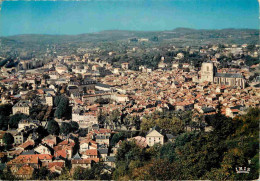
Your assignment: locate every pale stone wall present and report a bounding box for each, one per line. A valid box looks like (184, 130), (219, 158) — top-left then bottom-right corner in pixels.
(200, 62), (214, 82)
(146, 135), (164, 147)
(214, 77), (245, 89)
(13, 107), (30, 115)
(46, 96), (53, 106)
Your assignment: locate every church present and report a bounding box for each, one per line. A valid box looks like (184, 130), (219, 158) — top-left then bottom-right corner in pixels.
(200, 62), (245, 89)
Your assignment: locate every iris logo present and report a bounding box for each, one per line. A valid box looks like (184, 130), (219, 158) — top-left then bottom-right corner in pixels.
(235, 167), (250, 174)
(236, 160), (251, 174)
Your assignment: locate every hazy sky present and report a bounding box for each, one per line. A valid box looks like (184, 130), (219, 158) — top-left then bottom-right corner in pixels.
(0, 0), (258, 36)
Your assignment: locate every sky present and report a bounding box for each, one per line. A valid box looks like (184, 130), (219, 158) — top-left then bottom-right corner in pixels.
(0, 0), (259, 36)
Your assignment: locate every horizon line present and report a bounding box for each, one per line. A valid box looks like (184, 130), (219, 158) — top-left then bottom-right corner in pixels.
(1, 27), (259, 38)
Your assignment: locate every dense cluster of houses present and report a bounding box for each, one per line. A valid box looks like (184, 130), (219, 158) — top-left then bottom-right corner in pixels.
(102, 63), (259, 119)
(0, 43), (259, 178)
(0, 121), (169, 179)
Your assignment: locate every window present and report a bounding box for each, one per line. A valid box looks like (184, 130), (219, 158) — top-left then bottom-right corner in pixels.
(207, 66), (209, 71)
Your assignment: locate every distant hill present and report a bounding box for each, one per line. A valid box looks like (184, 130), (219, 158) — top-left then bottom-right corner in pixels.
(0, 28), (258, 59)
(1, 28), (258, 44)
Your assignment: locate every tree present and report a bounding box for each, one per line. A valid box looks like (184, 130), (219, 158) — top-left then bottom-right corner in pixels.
(0, 167), (17, 180)
(158, 142), (176, 163)
(116, 140), (145, 164)
(3, 133), (14, 145)
(47, 120), (60, 135)
(140, 117), (156, 133)
(0, 104), (12, 116)
(146, 143), (162, 159)
(60, 122), (72, 136)
(174, 131), (197, 147)
(43, 74), (50, 80)
(108, 109), (121, 125)
(90, 162), (108, 180)
(157, 117), (184, 134)
(70, 121), (79, 132)
(73, 163), (109, 180)
(9, 113), (28, 129)
(73, 167), (92, 180)
(174, 133), (225, 179)
(35, 125), (49, 139)
(54, 96), (62, 107)
(21, 82), (28, 90)
(54, 96), (70, 119)
(246, 44), (256, 52)
(206, 113), (235, 139)
(78, 128), (87, 137)
(3, 133), (14, 150)
(111, 132), (126, 146)
(32, 166), (50, 180)
(58, 168), (72, 180)
(124, 115), (140, 130)
(112, 161), (129, 180)
(131, 162), (152, 180)
(0, 58), (9, 68)
(149, 159), (177, 180)
(141, 111), (184, 134)
(0, 115), (9, 131)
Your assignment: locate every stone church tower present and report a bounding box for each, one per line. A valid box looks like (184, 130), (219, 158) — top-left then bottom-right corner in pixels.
(200, 62), (245, 88)
(200, 62), (215, 82)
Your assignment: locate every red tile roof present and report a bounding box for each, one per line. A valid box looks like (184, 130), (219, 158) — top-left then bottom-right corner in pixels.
(71, 159), (91, 164)
(18, 140), (35, 150)
(55, 150), (67, 158)
(7, 154), (53, 165)
(85, 149), (98, 156)
(44, 162), (65, 169)
(16, 165), (34, 176)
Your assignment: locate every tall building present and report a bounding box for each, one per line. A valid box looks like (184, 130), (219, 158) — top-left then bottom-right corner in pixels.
(200, 62), (246, 88)
(45, 93), (53, 106)
(12, 101), (30, 115)
(200, 62), (215, 82)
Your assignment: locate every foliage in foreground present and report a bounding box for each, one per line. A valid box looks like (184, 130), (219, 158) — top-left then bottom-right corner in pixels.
(0, 108), (258, 180)
(113, 108), (259, 180)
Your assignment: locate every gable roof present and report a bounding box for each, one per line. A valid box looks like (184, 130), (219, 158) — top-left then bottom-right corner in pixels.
(98, 148), (108, 154)
(146, 128), (163, 137)
(166, 134), (176, 140)
(85, 149), (98, 156)
(13, 100), (30, 107)
(18, 140), (35, 150)
(73, 152), (81, 160)
(55, 150), (67, 159)
(106, 156), (116, 162)
(146, 126), (163, 137)
(21, 150), (36, 155)
(45, 162), (65, 169)
(46, 93), (52, 97)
